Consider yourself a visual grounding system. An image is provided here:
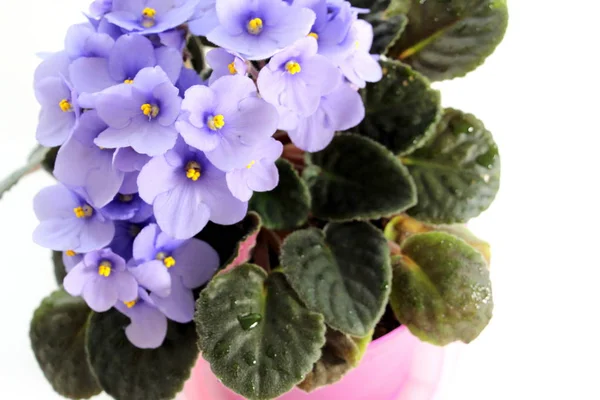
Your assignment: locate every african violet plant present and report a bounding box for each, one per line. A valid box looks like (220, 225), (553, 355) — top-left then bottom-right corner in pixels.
(0, 0), (507, 399)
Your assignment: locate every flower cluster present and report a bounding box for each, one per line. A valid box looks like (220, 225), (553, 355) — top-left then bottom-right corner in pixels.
(32, 0), (381, 348)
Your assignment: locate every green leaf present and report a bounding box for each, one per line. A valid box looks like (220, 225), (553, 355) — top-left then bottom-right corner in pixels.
(86, 310), (198, 400)
(52, 251), (67, 286)
(250, 159), (310, 230)
(0, 146), (52, 200)
(358, 0), (409, 55)
(30, 290), (101, 399)
(196, 264), (326, 400)
(402, 108), (500, 224)
(390, 232), (493, 345)
(186, 35), (205, 74)
(387, 0), (509, 81)
(281, 222), (391, 337)
(298, 329), (372, 392)
(304, 134), (417, 221)
(355, 60), (441, 155)
(195, 212), (261, 268)
(384, 214), (491, 263)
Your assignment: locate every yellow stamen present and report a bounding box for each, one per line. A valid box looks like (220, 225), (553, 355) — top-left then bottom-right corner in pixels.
(207, 114), (225, 131)
(73, 205), (93, 219)
(142, 7), (157, 27)
(142, 7), (156, 18)
(185, 161), (202, 181)
(354, 40), (360, 49)
(119, 194), (134, 202)
(163, 256), (176, 268)
(98, 261), (112, 277)
(124, 299), (137, 308)
(124, 79), (134, 84)
(155, 251), (167, 261)
(66, 250), (76, 257)
(141, 103), (159, 118)
(247, 18), (263, 35)
(285, 61), (301, 75)
(246, 160), (256, 169)
(59, 99), (73, 112)
(308, 32), (319, 40)
(228, 62), (237, 75)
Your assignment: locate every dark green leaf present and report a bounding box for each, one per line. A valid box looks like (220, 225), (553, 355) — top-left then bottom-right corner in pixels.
(52, 251), (67, 286)
(298, 329), (372, 392)
(0, 146), (52, 200)
(390, 232), (493, 345)
(355, 60), (441, 155)
(30, 290), (101, 399)
(304, 134), (417, 221)
(186, 35), (205, 74)
(403, 108), (500, 224)
(367, 12), (408, 55)
(195, 212), (261, 268)
(86, 310), (198, 400)
(250, 159), (310, 230)
(384, 214), (491, 263)
(387, 0), (509, 81)
(281, 222), (391, 336)
(196, 264), (326, 400)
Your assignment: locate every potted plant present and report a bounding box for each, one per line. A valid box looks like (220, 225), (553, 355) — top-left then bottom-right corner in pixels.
(0, 0), (508, 399)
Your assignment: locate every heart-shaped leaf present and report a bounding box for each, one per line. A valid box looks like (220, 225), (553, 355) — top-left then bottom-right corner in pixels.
(298, 329), (372, 392)
(86, 311), (198, 400)
(196, 264), (326, 400)
(250, 159), (310, 230)
(390, 232), (493, 345)
(384, 214), (491, 263)
(402, 108), (500, 224)
(0, 145), (52, 200)
(30, 290), (101, 399)
(387, 0), (509, 81)
(355, 60), (441, 155)
(281, 222), (391, 337)
(304, 134), (417, 221)
(362, 0), (409, 55)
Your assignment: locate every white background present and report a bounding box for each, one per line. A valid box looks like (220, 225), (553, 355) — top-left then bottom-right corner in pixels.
(1, 1), (599, 399)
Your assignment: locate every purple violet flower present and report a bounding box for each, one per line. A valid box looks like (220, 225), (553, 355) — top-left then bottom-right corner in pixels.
(64, 248), (138, 312)
(337, 19), (382, 88)
(257, 37), (340, 117)
(34, 77), (79, 147)
(33, 185), (115, 252)
(94, 66), (182, 156)
(102, 193), (153, 221)
(176, 66), (206, 96)
(70, 34), (182, 107)
(188, 0), (218, 36)
(105, 0), (200, 35)
(65, 22), (116, 60)
(137, 139), (248, 239)
(226, 137), (283, 201)
(54, 111), (124, 208)
(113, 146), (152, 172)
(207, 0), (316, 60)
(206, 48), (247, 85)
(176, 75), (278, 171)
(288, 80), (364, 152)
(34, 51), (70, 85)
(115, 288), (168, 349)
(90, 0), (114, 17)
(109, 220), (147, 260)
(63, 251), (84, 273)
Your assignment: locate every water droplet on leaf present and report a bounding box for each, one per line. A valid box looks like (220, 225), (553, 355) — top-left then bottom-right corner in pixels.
(238, 312), (262, 330)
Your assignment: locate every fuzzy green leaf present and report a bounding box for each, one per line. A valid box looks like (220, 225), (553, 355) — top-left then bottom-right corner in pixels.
(304, 134), (417, 221)
(355, 60), (441, 155)
(30, 290), (101, 399)
(0, 146), (52, 200)
(250, 159), (310, 230)
(390, 232), (493, 345)
(298, 329), (372, 392)
(196, 264), (326, 400)
(86, 310), (198, 400)
(281, 222), (391, 337)
(52, 251), (67, 286)
(361, 0), (409, 55)
(388, 0), (509, 81)
(403, 108), (500, 224)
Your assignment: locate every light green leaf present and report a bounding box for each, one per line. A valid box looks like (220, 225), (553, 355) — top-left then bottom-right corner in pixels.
(403, 108), (500, 224)
(281, 222), (391, 337)
(196, 264), (326, 400)
(0, 146), (52, 200)
(304, 134), (417, 221)
(390, 232), (493, 345)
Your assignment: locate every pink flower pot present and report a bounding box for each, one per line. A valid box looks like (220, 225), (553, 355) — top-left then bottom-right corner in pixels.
(183, 326), (462, 400)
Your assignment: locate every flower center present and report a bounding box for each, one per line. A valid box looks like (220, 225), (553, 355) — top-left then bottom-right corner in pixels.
(207, 114), (225, 131)
(124, 299), (137, 308)
(142, 7), (156, 27)
(141, 103), (160, 119)
(185, 160), (202, 181)
(73, 205), (93, 219)
(228, 62), (237, 74)
(119, 194), (134, 203)
(246, 160), (256, 169)
(285, 61), (301, 75)
(247, 18), (263, 35)
(66, 250), (76, 257)
(156, 252), (176, 268)
(124, 79), (134, 84)
(98, 260), (112, 277)
(308, 32), (319, 39)
(59, 99), (73, 112)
